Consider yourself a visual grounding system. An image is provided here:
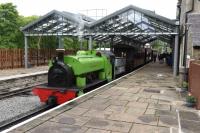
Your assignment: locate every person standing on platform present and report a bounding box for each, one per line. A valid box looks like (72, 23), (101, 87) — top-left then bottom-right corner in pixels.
(153, 54), (157, 63)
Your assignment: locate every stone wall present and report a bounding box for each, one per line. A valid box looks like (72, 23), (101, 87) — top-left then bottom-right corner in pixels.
(188, 13), (200, 60)
(194, 0), (200, 12)
(179, 0), (200, 68)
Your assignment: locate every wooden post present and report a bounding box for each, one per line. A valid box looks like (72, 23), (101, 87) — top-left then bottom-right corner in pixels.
(37, 49), (39, 66)
(11, 49), (14, 69)
(24, 36), (28, 68)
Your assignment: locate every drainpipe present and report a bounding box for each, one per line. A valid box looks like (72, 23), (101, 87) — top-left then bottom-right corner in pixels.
(183, 0), (194, 81)
(174, 0), (181, 76)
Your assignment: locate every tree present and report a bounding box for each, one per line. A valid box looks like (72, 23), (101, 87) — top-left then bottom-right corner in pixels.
(0, 3), (40, 48)
(16, 15), (39, 48)
(151, 40), (171, 53)
(0, 3), (92, 50)
(0, 3), (19, 48)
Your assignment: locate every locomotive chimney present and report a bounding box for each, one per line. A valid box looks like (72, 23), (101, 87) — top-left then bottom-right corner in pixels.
(56, 36), (65, 62)
(56, 49), (65, 62)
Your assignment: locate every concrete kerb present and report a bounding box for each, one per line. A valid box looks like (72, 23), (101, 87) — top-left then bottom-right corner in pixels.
(0, 71), (48, 82)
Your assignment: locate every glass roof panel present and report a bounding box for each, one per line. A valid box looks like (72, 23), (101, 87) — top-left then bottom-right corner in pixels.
(21, 5), (176, 44)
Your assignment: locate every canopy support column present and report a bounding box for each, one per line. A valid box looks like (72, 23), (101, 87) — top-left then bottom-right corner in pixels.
(58, 36), (64, 49)
(110, 36), (114, 52)
(99, 43), (101, 50)
(173, 27), (179, 76)
(89, 36), (92, 50)
(24, 36), (28, 69)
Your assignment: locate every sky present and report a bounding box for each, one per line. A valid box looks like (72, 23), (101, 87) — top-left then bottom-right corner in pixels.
(0, 0), (178, 19)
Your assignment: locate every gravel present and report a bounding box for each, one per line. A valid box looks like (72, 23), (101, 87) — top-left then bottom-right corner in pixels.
(0, 95), (44, 123)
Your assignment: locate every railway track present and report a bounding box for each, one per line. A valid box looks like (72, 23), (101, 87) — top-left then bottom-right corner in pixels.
(0, 83), (46, 100)
(0, 71), (47, 100)
(0, 105), (50, 132)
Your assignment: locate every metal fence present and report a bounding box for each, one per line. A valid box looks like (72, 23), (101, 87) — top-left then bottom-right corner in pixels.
(0, 49), (75, 69)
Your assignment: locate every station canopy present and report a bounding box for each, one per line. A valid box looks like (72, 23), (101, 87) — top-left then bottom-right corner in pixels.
(21, 5), (177, 45)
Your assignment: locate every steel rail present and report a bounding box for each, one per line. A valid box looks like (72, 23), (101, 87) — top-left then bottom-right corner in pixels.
(0, 83), (46, 100)
(0, 105), (50, 132)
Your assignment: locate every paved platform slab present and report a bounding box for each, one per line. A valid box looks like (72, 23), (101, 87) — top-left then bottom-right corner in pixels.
(7, 63), (200, 133)
(0, 66), (48, 79)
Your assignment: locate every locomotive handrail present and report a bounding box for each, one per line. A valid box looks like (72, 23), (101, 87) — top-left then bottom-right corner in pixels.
(77, 57), (93, 60)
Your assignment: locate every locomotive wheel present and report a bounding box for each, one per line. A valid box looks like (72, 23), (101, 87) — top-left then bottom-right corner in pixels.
(47, 96), (57, 107)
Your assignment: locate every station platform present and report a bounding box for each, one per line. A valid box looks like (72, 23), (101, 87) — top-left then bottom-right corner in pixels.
(7, 63), (200, 133)
(0, 66), (48, 79)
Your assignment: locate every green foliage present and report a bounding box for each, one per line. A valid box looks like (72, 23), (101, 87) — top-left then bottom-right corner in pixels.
(182, 81), (188, 88)
(64, 37), (79, 50)
(0, 3), (19, 48)
(28, 36), (87, 50)
(151, 40), (172, 53)
(151, 41), (163, 52)
(186, 95), (197, 103)
(63, 37), (94, 50)
(18, 15), (38, 26)
(0, 3), (39, 48)
(0, 3), (90, 50)
(28, 36), (57, 49)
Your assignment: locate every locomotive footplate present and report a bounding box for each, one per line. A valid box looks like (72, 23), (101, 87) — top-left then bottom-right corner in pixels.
(32, 79), (107, 105)
(32, 85), (78, 105)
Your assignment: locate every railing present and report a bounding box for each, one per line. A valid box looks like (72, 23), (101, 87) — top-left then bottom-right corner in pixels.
(0, 49), (75, 69)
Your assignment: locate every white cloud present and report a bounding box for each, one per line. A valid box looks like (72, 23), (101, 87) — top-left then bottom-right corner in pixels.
(0, 0), (177, 19)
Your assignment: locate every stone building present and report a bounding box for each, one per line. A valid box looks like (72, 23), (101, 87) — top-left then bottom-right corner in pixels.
(178, 0), (200, 68)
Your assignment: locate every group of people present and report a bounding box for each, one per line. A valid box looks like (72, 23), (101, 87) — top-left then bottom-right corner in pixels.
(152, 52), (173, 66)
